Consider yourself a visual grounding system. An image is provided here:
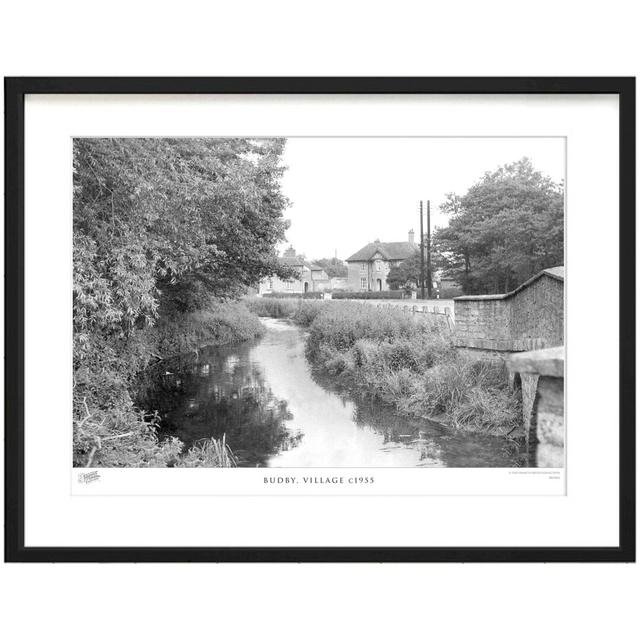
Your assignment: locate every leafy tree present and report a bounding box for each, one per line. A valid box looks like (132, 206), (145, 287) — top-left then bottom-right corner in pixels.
(314, 257), (348, 278)
(432, 158), (564, 294)
(73, 138), (293, 466)
(386, 253), (421, 290)
(74, 138), (293, 338)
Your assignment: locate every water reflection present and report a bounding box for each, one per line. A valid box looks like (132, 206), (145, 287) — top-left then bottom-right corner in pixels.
(138, 318), (526, 468)
(138, 341), (303, 466)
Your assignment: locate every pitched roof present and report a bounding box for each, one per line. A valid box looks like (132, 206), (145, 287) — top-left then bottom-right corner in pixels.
(346, 241), (418, 262)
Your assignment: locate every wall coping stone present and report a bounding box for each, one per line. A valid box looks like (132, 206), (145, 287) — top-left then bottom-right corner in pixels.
(454, 266), (564, 301)
(508, 346), (565, 378)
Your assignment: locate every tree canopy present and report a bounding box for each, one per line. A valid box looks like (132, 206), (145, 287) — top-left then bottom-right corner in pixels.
(73, 138), (294, 466)
(432, 158), (564, 294)
(74, 137), (292, 343)
(313, 257), (348, 278)
(386, 253), (421, 290)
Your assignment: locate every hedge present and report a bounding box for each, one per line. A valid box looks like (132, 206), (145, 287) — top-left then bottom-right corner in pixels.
(261, 291), (325, 299)
(331, 291), (405, 300)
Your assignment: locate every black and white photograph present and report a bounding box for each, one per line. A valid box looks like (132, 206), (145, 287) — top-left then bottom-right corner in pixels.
(2, 2), (637, 635)
(4, 75), (634, 567)
(73, 136), (565, 470)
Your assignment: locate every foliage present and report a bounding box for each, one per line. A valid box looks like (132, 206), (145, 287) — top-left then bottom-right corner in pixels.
(433, 157), (564, 294)
(261, 291), (324, 299)
(437, 286), (463, 299)
(291, 301), (327, 327)
(74, 302), (266, 467)
(74, 138), (291, 332)
(331, 290), (405, 300)
(148, 301), (265, 359)
(73, 138), (290, 467)
(179, 436), (238, 468)
(244, 296), (301, 318)
(246, 298), (519, 435)
(386, 253), (422, 290)
(243, 297), (326, 326)
(306, 303), (444, 360)
(302, 304), (520, 436)
(313, 257), (348, 278)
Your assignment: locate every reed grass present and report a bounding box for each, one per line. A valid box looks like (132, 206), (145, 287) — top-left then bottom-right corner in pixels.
(244, 295), (521, 437)
(180, 434), (238, 467)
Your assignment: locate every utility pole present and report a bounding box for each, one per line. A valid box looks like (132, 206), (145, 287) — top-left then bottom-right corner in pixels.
(419, 200), (425, 300)
(426, 199), (432, 299)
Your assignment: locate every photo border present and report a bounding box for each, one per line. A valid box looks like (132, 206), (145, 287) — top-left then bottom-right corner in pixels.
(4, 77), (635, 562)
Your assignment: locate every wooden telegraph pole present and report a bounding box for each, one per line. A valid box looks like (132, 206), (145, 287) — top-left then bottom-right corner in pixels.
(419, 200), (425, 299)
(426, 199), (432, 298)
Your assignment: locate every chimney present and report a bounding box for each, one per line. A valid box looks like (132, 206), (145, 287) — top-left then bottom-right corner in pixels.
(408, 229), (415, 243)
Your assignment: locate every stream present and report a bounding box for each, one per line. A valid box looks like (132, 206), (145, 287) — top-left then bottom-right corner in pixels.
(138, 318), (526, 467)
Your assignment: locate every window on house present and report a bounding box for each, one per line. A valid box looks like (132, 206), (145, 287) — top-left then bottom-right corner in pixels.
(286, 280), (292, 290)
(267, 278), (273, 289)
(360, 277), (367, 290)
(360, 263), (365, 272)
(375, 260), (382, 272)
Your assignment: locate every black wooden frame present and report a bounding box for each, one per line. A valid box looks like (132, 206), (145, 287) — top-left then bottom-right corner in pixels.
(4, 77), (636, 562)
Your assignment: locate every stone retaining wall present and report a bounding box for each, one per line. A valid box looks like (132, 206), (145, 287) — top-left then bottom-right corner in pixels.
(453, 270), (564, 352)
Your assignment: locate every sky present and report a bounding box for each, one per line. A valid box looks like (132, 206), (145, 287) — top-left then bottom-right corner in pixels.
(278, 137), (565, 261)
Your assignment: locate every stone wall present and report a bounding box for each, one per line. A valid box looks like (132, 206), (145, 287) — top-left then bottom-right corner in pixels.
(453, 271), (564, 352)
(510, 275), (563, 347)
(453, 297), (512, 350)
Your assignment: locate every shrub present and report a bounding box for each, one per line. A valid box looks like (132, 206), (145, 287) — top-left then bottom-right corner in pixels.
(244, 297), (328, 326)
(73, 396), (185, 468)
(306, 302), (440, 358)
(148, 301), (264, 358)
(179, 435), (238, 467)
(437, 287), (464, 299)
(410, 356), (520, 435)
(244, 296), (300, 318)
(73, 300), (265, 468)
(291, 300), (326, 327)
(302, 302), (520, 436)
(332, 290), (405, 300)
(262, 291), (325, 299)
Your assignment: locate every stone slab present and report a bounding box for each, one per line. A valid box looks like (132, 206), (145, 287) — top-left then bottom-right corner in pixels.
(508, 346), (565, 378)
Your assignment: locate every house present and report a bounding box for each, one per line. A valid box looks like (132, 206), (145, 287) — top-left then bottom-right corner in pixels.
(257, 246), (330, 295)
(345, 230), (418, 291)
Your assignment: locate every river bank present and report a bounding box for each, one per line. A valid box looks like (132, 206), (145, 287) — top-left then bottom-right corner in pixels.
(245, 297), (522, 439)
(140, 318), (525, 467)
(74, 296), (524, 468)
(73, 301), (265, 467)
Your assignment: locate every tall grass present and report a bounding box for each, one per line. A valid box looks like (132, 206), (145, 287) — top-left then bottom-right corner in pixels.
(331, 290), (405, 299)
(244, 295), (520, 436)
(306, 302), (440, 355)
(244, 297), (326, 326)
(303, 303), (520, 437)
(149, 300), (265, 357)
(74, 300), (265, 468)
(180, 435), (238, 467)
(244, 296), (299, 318)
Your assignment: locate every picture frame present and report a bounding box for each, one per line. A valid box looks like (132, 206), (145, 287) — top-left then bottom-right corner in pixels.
(4, 76), (635, 562)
